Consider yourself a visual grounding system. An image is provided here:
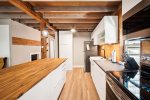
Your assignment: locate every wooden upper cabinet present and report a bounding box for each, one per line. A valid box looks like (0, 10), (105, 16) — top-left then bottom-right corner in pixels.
(91, 16), (118, 45)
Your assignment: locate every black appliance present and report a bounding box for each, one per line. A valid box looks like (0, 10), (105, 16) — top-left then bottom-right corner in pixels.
(106, 68), (150, 100)
(122, 52), (139, 70)
(84, 41), (98, 72)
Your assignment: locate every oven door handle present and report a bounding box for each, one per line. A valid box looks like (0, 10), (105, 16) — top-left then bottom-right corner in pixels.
(107, 77), (131, 100)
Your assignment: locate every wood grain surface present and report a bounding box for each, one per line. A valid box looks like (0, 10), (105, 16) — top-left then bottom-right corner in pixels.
(141, 40), (150, 54)
(12, 37), (41, 46)
(59, 68), (99, 100)
(0, 58), (66, 100)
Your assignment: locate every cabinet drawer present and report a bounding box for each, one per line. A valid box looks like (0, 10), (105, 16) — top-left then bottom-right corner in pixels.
(92, 62), (106, 100)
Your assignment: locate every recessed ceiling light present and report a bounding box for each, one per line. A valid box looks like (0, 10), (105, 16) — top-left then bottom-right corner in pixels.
(70, 28), (76, 33)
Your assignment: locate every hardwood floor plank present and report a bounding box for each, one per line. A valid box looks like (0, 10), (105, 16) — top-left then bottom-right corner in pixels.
(59, 68), (99, 100)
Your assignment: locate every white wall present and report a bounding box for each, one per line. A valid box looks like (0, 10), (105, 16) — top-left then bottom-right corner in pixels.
(0, 19), (41, 66)
(122, 0), (142, 15)
(0, 25), (11, 66)
(73, 32), (91, 68)
(10, 20), (41, 65)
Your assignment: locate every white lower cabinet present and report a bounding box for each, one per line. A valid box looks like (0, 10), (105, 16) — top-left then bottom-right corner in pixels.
(18, 61), (67, 100)
(91, 61), (106, 100)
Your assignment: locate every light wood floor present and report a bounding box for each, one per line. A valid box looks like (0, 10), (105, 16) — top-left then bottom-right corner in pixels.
(59, 68), (100, 100)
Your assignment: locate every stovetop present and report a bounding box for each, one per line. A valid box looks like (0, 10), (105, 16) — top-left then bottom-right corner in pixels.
(107, 70), (150, 100)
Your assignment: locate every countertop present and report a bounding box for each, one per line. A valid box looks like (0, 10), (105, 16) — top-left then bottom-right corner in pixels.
(94, 59), (124, 72)
(0, 58), (66, 100)
(107, 70), (150, 100)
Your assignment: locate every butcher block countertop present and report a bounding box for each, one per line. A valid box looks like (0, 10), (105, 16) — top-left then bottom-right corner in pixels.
(0, 58), (66, 100)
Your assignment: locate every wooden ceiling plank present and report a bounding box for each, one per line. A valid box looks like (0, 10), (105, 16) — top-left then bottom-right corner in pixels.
(0, 13), (32, 19)
(23, 0), (121, 1)
(0, 13), (106, 19)
(26, 23), (97, 27)
(0, 6), (22, 13)
(16, 19), (100, 24)
(53, 23), (97, 27)
(44, 14), (105, 19)
(34, 6), (117, 13)
(48, 19), (100, 24)
(9, 0), (56, 32)
(27, 23), (96, 30)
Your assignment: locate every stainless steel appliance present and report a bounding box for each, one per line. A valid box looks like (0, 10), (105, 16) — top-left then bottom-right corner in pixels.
(125, 39), (150, 65)
(125, 39), (141, 65)
(84, 41), (98, 72)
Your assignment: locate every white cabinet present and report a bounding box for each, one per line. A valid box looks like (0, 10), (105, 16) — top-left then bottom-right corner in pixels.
(122, 0), (142, 15)
(90, 60), (106, 100)
(91, 16), (118, 45)
(59, 31), (73, 70)
(18, 61), (67, 100)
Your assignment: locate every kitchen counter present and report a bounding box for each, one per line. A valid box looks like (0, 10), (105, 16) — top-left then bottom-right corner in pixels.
(0, 58), (66, 99)
(94, 59), (124, 72)
(107, 70), (150, 100)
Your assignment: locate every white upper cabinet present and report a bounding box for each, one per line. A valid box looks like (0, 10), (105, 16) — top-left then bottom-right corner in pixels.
(122, 0), (142, 15)
(91, 16), (118, 45)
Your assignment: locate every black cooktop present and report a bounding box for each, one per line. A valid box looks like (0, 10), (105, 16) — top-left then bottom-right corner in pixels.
(107, 70), (150, 100)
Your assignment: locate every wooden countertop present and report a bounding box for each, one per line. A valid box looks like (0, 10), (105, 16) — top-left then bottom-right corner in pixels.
(0, 58), (66, 100)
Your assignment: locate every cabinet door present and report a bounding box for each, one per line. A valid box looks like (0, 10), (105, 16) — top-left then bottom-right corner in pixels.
(59, 31), (73, 45)
(19, 63), (66, 100)
(104, 16), (118, 44)
(59, 45), (73, 70)
(90, 60), (94, 79)
(92, 62), (106, 100)
(18, 73), (53, 100)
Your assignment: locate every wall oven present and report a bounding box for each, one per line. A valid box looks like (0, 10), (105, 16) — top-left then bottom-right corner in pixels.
(106, 75), (132, 100)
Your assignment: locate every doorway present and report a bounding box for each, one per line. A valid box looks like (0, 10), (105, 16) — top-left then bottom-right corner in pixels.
(49, 37), (55, 58)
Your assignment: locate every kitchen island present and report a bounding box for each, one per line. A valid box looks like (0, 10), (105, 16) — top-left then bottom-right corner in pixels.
(0, 58), (67, 100)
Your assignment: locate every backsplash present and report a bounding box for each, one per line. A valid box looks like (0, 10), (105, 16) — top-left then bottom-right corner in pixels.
(99, 44), (121, 62)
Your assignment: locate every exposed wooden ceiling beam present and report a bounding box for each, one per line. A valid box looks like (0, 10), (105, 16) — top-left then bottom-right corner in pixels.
(0, 6), (22, 13)
(44, 14), (104, 19)
(23, 0), (121, 1)
(58, 29), (93, 32)
(9, 0), (56, 32)
(34, 6), (117, 13)
(14, 19), (100, 24)
(56, 26), (95, 30)
(49, 19), (100, 24)
(0, 14), (32, 19)
(26, 23), (97, 27)
(0, 6), (116, 13)
(26, 23), (96, 30)
(18, 19), (39, 23)
(0, 13), (105, 19)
